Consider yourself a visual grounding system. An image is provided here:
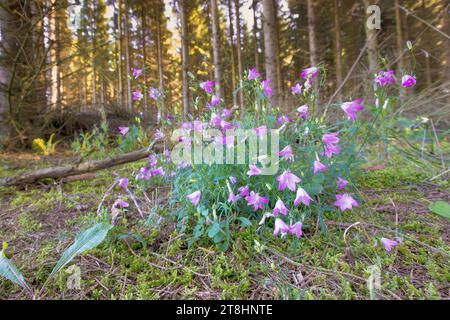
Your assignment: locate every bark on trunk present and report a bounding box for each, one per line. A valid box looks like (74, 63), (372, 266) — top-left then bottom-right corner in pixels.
(334, 0), (343, 100)
(155, 0), (166, 122)
(234, 0), (245, 110)
(306, 0), (318, 67)
(117, 0), (124, 108)
(210, 0), (224, 100)
(395, 0), (404, 73)
(124, 0), (132, 112)
(251, 0), (261, 72)
(262, 0), (280, 108)
(364, 0), (378, 75)
(49, 0), (61, 110)
(179, 0), (190, 117)
(0, 144), (163, 187)
(395, 0), (405, 99)
(140, 3), (150, 120)
(227, 0), (237, 107)
(0, 2), (13, 140)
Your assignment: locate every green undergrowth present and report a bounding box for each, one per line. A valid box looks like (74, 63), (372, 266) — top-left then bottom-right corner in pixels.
(0, 152), (449, 300)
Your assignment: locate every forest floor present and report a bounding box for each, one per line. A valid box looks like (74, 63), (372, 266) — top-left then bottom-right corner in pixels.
(0, 149), (449, 300)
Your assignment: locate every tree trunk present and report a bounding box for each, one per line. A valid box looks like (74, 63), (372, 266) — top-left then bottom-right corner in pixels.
(262, 0), (280, 108)
(210, 0), (224, 100)
(334, 0), (343, 100)
(91, 0), (97, 110)
(117, 0), (124, 108)
(227, 0), (237, 107)
(124, 0), (132, 112)
(140, 2), (149, 119)
(442, 0), (450, 96)
(306, 0), (318, 67)
(251, 0), (261, 71)
(364, 0), (378, 75)
(155, 0), (166, 122)
(234, 0), (244, 110)
(395, 0), (404, 73)
(0, 143), (163, 187)
(179, 0), (190, 117)
(49, 0), (61, 111)
(0, 3), (13, 140)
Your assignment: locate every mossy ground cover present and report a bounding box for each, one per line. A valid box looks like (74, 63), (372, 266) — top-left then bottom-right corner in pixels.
(0, 150), (448, 300)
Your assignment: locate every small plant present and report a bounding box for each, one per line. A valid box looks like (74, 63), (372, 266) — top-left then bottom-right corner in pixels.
(71, 123), (110, 157)
(0, 222), (113, 299)
(32, 133), (59, 156)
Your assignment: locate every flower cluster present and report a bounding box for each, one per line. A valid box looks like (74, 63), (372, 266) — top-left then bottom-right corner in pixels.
(116, 64), (417, 251)
(374, 70), (416, 89)
(177, 67), (362, 242)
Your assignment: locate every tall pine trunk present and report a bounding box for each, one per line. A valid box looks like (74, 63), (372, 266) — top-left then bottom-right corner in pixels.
(443, 0), (450, 104)
(334, 0), (343, 100)
(124, 0), (132, 112)
(49, 0), (61, 111)
(364, 0), (378, 75)
(227, 0), (237, 107)
(179, 0), (190, 117)
(395, 0), (404, 72)
(140, 3), (149, 119)
(91, 0), (98, 112)
(155, 0), (166, 122)
(395, 0), (405, 99)
(306, 0), (318, 67)
(234, 0), (244, 110)
(262, 0), (280, 109)
(251, 0), (261, 71)
(210, 0), (224, 100)
(117, 0), (124, 109)
(0, 2), (13, 139)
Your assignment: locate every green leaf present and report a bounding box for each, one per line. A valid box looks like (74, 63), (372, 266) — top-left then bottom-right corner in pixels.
(207, 222), (221, 238)
(0, 244), (30, 291)
(429, 201), (450, 220)
(236, 217), (252, 228)
(50, 222), (113, 277)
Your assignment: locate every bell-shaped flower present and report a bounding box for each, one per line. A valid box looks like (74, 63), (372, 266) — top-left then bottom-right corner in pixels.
(273, 218), (290, 237)
(374, 70), (396, 87)
(401, 75), (416, 88)
(262, 79), (273, 98)
(118, 177), (129, 189)
(277, 145), (294, 162)
(200, 80), (215, 94)
(336, 177), (349, 190)
(334, 194), (359, 212)
(300, 67), (319, 80)
(248, 67), (261, 80)
(313, 160), (327, 175)
(247, 164), (262, 176)
(245, 191), (269, 211)
(341, 99), (365, 121)
(294, 187), (313, 207)
(238, 186), (250, 197)
(297, 105), (309, 119)
(118, 126), (129, 136)
(289, 222), (303, 239)
(273, 199), (289, 217)
(276, 170), (301, 192)
(187, 190), (201, 206)
(380, 237), (399, 253)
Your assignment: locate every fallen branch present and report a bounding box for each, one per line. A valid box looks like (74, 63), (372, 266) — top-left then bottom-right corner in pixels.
(0, 144), (162, 187)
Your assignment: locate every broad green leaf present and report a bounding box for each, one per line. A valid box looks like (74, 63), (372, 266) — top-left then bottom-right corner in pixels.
(207, 222), (221, 238)
(429, 201), (450, 220)
(0, 244), (30, 291)
(50, 223), (113, 277)
(236, 217), (252, 228)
